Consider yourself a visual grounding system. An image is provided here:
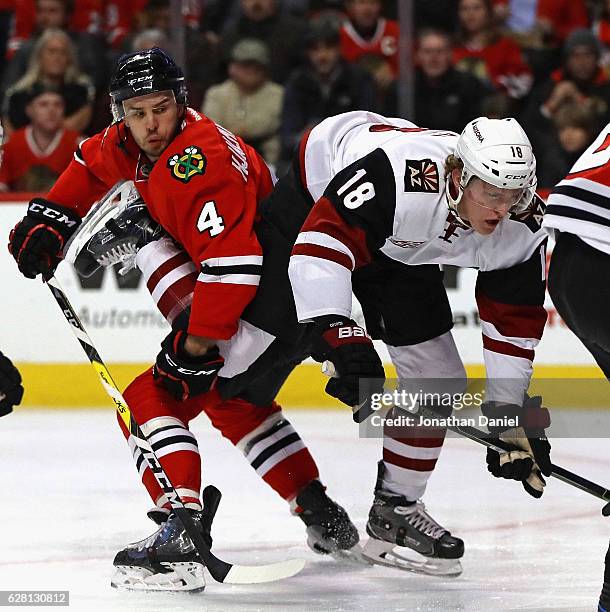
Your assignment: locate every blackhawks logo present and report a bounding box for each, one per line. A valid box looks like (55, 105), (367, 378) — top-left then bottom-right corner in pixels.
(167, 145), (206, 183)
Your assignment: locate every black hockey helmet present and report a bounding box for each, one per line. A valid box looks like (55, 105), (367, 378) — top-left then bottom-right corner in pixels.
(109, 47), (187, 121)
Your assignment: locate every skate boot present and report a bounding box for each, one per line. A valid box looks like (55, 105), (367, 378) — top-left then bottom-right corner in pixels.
(363, 489), (464, 577)
(295, 480), (360, 558)
(68, 183), (166, 278)
(111, 487), (219, 591)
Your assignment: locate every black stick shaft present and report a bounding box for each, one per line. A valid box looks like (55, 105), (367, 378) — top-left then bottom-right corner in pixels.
(46, 276), (233, 582)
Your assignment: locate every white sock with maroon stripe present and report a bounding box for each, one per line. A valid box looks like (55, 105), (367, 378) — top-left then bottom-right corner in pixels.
(136, 237), (197, 325)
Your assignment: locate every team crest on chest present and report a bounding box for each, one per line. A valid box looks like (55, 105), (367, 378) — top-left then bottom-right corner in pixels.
(404, 159), (439, 193)
(167, 145), (207, 183)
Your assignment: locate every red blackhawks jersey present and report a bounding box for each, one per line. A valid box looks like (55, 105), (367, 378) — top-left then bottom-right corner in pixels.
(288, 111), (548, 404)
(47, 108), (274, 340)
(544, 121), (610, 255)
(340, 18), (399, 76)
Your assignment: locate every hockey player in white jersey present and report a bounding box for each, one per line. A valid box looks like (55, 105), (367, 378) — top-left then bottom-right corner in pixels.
(78, 111), (551, 577)
(286, 112), (550, 574)
(543, 122), (610, 378)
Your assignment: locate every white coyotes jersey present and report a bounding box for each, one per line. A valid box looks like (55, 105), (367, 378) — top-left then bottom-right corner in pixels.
(291, 111), (548, 404)
(543, 121), (610, 255)
(299, 110), (547, 315)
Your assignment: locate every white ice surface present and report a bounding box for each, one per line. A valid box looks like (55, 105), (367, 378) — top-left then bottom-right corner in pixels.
(1, 409), (608, 612)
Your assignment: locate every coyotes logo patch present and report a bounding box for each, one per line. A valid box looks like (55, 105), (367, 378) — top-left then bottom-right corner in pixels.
(404, 159), (439, 193)
(167, 145), (206, 183)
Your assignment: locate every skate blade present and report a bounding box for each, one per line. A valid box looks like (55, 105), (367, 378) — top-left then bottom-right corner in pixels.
(111, 561), (206, 592)
(331, 543), (374, 566)
(361, 538), (463, 577)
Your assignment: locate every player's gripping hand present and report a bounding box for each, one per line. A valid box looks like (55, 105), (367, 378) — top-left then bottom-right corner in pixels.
(153, 328), (224, 401)
(483, 396), (552, 498)
(8, 198), (81, 279)
(311, 316), (385, 407)
(0, 352), (24, 416)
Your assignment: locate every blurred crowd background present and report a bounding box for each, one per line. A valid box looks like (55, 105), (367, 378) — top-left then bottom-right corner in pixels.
(1, 0), (610, 193)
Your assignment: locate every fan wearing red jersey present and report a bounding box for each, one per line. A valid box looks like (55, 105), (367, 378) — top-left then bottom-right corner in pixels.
(0, 86), (82, 193)
(7, 48), (358, 591)
(340, 0), (399, 82)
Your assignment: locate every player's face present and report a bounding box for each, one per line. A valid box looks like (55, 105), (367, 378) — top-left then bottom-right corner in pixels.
(457, 174), (522, 235)
(123, 91), (180, 162)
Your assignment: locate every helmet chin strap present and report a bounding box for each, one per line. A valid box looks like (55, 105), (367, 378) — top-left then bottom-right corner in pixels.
(445, 175), (471, 227)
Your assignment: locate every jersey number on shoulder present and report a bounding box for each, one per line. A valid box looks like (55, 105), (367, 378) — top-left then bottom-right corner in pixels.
(336, 168), (376, 209)
(197, 200), (224, 236)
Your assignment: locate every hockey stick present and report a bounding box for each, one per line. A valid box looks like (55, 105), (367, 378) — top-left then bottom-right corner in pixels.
(46, 274), (306, 583)
(322, 361), (610, 516)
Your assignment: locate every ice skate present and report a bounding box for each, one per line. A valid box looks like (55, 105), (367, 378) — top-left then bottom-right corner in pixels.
(111, 506), (213, 592)
(111, 486), (219, 592)
(363, 489), (464, 577)
(295, 480), (362, 561)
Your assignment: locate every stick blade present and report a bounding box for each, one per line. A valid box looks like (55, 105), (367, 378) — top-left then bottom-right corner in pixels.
(222, 558), (306, 584)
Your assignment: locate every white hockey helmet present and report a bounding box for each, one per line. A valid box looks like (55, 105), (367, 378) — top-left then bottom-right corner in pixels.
(448, 116), (537, 214)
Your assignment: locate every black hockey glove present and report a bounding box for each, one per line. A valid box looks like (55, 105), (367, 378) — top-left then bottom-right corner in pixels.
(483, 396), (552, 498)
(0, 352), (24, 416)
(311, 316), (385, 407)
(8, 199), (81, 279)
(153, 328), (224, 401)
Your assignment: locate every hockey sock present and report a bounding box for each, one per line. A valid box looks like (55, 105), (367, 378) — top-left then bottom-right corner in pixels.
(381, 420), (447, 501)
(120, 368), (206, 510)
(204, 397), (319, 501)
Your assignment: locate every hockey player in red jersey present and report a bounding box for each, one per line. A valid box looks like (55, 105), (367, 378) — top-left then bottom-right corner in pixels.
(8, 48), (358, 591)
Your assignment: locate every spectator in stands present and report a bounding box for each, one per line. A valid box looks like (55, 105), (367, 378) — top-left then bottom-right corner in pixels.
(0, 84), (83, 192)
(593, 0), (610, 76)
(203, 39), (284, 167)
(3, 0), (107, 91)
(453, 0), (533, 104)
(131, 28), (170, 52)
(536, 100), (599, 189)
(520, 28), (610, 157)
(384, 28), (490, 132)
(340, 0), (399, 84)
(536, 0), (589, 47)
(280, 18), (375, 164)
(221, 0), (308, 84)
(2, 28), (95, 136)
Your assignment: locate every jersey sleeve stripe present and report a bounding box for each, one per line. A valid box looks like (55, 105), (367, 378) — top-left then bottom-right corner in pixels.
(291, 243), (354, 270)
(550, 184), (610, 212)
(200, 263), (262, 276)
(197, 271), (260, 286)
(545, 204), (610, 228)
(200, 255), (264, 267)
(294, 230), (356, 267)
